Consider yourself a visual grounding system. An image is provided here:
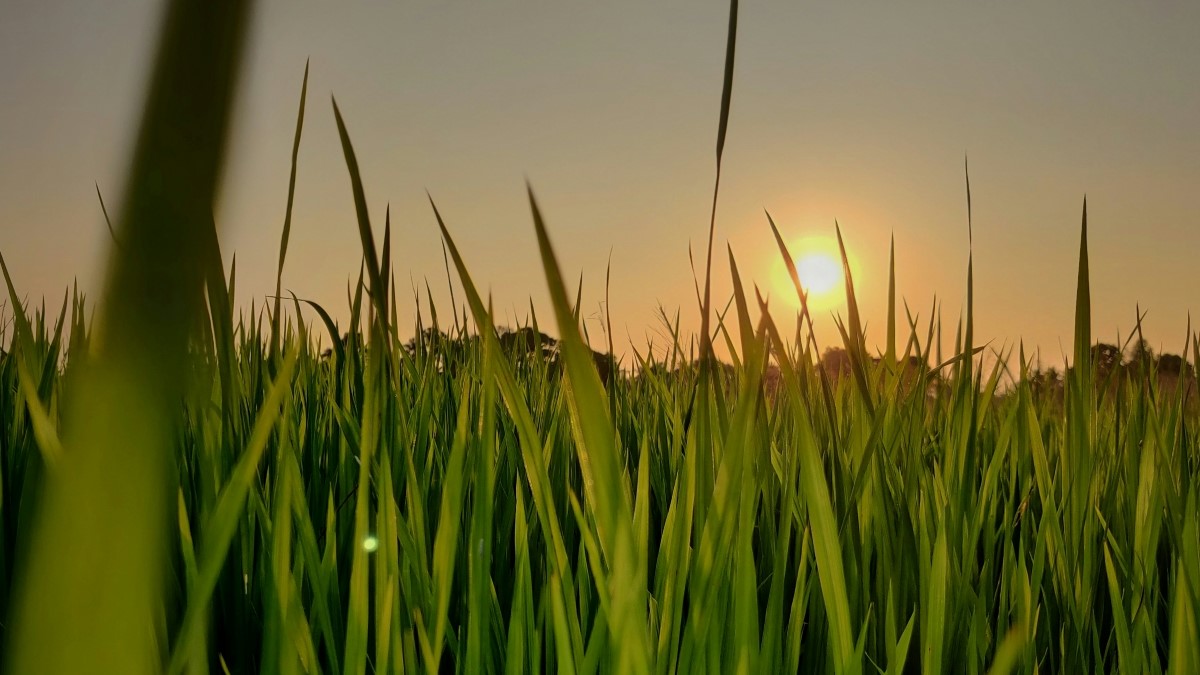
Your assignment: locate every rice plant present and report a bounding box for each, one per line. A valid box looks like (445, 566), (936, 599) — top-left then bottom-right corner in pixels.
(1, 0), (1197, 673)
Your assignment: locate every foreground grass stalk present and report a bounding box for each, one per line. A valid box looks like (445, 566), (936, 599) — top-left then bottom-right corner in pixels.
(3, 1), (252, 673)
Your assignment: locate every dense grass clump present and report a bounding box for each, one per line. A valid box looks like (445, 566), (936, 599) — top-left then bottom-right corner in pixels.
(2, 0), (1199, 673)
(3, 189), (1200, 673)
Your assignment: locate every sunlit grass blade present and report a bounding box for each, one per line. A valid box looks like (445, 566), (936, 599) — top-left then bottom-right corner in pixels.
(526, 185), (650, 672)
(834, 222), (875, 416)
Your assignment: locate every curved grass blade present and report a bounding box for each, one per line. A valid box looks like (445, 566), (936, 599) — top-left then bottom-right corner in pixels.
(299, 296), (343, 365)
(331, 97), (386, 329)
(95, 182), (121, 249)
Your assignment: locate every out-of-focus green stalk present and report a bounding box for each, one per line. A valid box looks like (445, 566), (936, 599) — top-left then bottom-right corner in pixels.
(4, 1), (252, 673)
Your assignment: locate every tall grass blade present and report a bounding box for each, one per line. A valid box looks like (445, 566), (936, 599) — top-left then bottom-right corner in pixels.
(331, 98), (386, 329)
(698, 0), (738, 361)
(527, 185), (650, 672)
(270, 59), (310, 362)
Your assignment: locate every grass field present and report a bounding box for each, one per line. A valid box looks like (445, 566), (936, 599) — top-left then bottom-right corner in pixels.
(2, 0), (1199, 673)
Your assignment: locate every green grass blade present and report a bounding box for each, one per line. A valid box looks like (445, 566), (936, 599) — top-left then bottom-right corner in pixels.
(270, 59), (309, 361)
(921, 528), (948, 675)
(331, 97), (386, 329)
(698, 0), (739, 361)
(526, 185), (649, 672)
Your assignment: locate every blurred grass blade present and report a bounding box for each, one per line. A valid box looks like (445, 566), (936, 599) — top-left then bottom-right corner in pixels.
(5, 1), (253, 673)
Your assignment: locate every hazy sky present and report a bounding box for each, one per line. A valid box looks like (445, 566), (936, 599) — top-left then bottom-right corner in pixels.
(2, 1), (1198, 367)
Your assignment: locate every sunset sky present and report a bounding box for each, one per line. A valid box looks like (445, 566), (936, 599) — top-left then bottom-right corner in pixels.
(2, 1), (1198, 368)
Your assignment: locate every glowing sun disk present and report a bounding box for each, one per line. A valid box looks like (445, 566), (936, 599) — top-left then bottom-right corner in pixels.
(796, 253), (841, 296)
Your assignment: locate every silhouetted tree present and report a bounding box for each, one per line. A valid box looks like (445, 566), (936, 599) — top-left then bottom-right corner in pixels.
(1029, 365), (1063, 399)
(403, 327), (448, 353)
(820, 347), (852, 380)
(1127, 339), (1154, 370)
(1091, 343), (1122, 380)
(1156, 353), (1184, 375)
(497, 326), (548, 353)
(321, 331), (356, 360)
(496, 326), (617, 386)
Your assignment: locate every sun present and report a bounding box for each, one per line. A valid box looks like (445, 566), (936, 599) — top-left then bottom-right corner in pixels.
(772, 236), (856, 312)
(796, 252), (842, 296)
